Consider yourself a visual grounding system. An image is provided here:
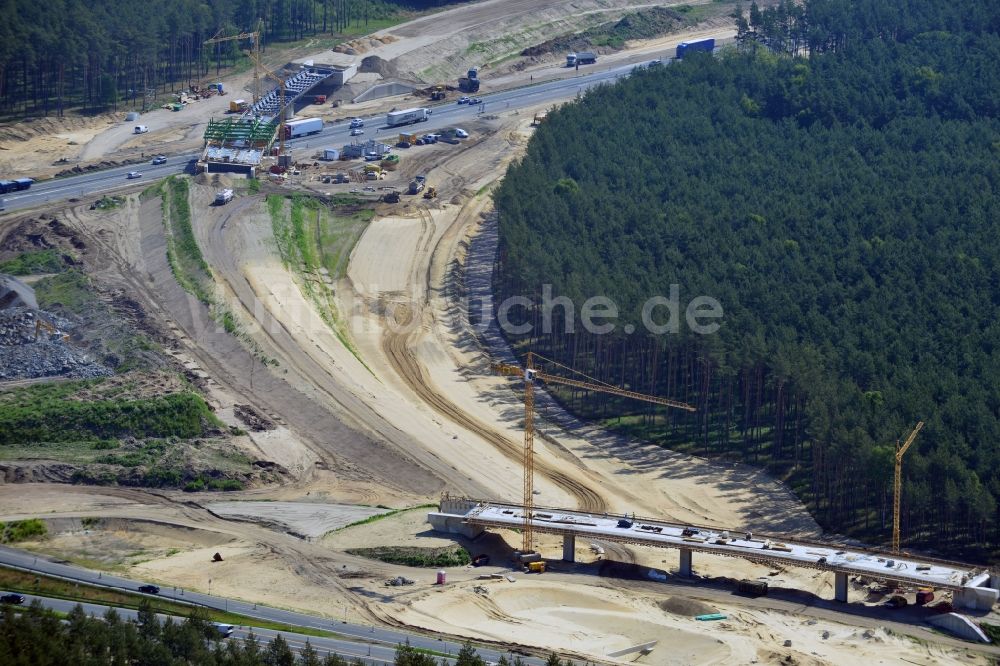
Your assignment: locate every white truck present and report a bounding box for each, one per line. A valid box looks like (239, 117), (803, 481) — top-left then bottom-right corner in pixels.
(134, 125), (149, 134)
(284, 117), (323, 139)
(215, 189), (234, 205)
(386, 107), (430, 127)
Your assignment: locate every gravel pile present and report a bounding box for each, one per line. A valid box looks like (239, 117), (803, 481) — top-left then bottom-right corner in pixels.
(0, 307), (111, 381)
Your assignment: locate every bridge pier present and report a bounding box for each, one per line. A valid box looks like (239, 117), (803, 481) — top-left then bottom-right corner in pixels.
(562, 534), (575, 562)
(834, 572), (848, 602)
(679, 548), (693, 577)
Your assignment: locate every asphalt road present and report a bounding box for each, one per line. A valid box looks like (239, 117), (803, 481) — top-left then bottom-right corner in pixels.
(0, 545), (542, 665)
(0, 58), (654, 214)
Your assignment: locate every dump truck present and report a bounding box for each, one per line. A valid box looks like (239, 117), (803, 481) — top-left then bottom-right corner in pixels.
(458, 67), (480, 93)
(676, 38), (715, 59)
(229, 99), (249, 113)
(284, 118), (323, 139)
(215, 189), (234, 205)
(407, 179), (425, 195)
(566, 52), (596, 67)
(386, 107), (431, 127)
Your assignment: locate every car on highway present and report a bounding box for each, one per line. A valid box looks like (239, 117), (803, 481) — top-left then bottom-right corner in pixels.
(350, 127), (364, 136)
(126, 171), (142, 179)
(137, 584), (160, 594)
(212, 623), (235, 638)
(454, 128), (469, 139)
(469, 97), (482, 105)
(1, 593), (25, 604)
(151, 155), (167, 165)
(457, 96), (471, 104)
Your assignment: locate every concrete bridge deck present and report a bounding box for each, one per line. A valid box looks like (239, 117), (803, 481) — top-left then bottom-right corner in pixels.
(429, 498), (999, 610)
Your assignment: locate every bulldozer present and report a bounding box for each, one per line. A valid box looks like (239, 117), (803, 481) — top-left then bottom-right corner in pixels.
(423, 186), (437, 199)
(430, 85), (446, 101)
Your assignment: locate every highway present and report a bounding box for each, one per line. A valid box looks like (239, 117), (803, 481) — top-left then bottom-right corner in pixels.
(0, 545), (543, 665)
(0, 59), (650, 214)
(4, 592), (403, 663)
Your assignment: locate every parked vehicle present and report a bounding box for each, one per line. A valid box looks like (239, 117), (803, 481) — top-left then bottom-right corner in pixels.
(151, 155), (166, 165)
(134, 125), (149, 134)
(458, 96), (471, 105)
(126, 171), (142, 179)
(566, 52), (597, 67)
(284, 118), (323, 139)
(386, 108), (431, 127)
(676, 38), (715, 59)
(0, 593), (25, 605)
(454, 128), (469, 138)
(215, 189), (234, 205)
(138, 585), (160, 594)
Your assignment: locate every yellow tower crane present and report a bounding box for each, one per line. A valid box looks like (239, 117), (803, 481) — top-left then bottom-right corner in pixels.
(492, 352), (696, 554)
(203, 19), (264, 102)
(892, 421), (924, 554)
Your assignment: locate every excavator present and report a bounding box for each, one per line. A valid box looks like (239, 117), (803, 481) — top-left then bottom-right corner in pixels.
(34, 317), (69, 342)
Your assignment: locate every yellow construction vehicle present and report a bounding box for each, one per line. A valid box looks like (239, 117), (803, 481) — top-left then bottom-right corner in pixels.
(423, 186), (437, 199)
(492, 352), (695, 554)
(35, 317), (69, 342)
(526, 561), (545, 573)
(430, 85), (446, 101)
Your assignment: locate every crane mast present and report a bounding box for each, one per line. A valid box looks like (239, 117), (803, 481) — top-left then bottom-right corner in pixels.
(892, 421), (924, 554)
(493, 351), (696, 554)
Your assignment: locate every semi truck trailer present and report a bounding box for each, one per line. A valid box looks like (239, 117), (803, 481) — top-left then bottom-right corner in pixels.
(676, 38), (715, 58)
(284, 117), (323, 139)
(386, 107), (431, 127)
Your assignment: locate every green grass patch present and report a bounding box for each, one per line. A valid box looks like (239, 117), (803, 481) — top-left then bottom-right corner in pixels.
(346, 545), (470, 568)
(268, 194), (372, 362)
(0, 519), (47, 543)
(0, 249), (64, 275)
(0, 380), (221, 447)
(33, 270), (95, 314)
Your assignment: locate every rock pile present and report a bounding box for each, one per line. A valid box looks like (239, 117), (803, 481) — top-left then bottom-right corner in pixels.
(0, 307), (111, 381)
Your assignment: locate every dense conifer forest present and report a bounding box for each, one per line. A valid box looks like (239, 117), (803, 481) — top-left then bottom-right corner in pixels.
(494, 0), (1000, 557)
(0, 0), (465, 116)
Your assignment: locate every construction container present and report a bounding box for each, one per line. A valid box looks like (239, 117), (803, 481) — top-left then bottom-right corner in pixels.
(916, 589), (934, 605)
(314, 94), (327, 104)
(323, 148), (340, 161)
(436, 570), (446, 585)
(737, 579), (768, 596)
(527, 561), (545, 573)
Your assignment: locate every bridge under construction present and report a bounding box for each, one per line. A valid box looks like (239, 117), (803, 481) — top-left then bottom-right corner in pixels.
(429, 497), (999, 611)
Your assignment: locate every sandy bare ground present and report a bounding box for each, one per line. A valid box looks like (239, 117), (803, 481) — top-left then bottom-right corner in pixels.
(206, 501), (390, 539)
